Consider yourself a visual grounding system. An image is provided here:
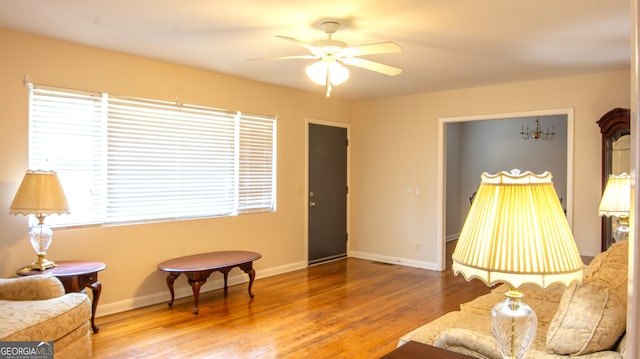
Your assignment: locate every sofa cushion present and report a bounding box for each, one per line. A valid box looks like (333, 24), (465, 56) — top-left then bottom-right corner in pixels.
(546, 241), (628, 355)
(492, 282), (566, 303)
(434, 328), (501, 359)
(398, 311), (492, 347)
(583, 241), (628, 288)
(0, 293), (91, 341)
(435, 328), (624, 359)
(461, 291), (560, 329)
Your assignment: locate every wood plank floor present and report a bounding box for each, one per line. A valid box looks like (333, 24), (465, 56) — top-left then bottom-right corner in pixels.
(92, 243), (490, 358)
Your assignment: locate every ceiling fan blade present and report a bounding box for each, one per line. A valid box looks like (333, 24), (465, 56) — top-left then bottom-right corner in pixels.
(247, 55), (318, 61)
(276, 35), (322, 55)
(339, 42), (402, 57)
(342, 57), (403, 76)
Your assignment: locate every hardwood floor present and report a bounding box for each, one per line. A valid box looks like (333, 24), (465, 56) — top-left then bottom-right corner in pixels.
(92, 241), (489, 358)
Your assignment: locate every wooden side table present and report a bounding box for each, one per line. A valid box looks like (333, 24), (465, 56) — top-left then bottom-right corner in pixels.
(381, 341), (475, 358)
(18, 260), (107, 333)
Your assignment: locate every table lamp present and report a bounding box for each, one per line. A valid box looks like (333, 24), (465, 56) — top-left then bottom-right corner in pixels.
(9, 170), (70, 271)
(598, 173), (630, 242)
(452, 170), (583, 359)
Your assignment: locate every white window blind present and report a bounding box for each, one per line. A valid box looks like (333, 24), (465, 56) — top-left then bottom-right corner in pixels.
(29, 86), (105, 225)
(28, 84), (276, 227)
(238, 114), (277, 211)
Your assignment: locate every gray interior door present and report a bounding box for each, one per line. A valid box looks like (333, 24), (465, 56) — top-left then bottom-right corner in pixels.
(308, 123), (348, 264)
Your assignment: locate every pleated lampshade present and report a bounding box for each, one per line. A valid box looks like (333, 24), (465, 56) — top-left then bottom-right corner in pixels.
(599, 173), (630, 217)
(9, 170), (70, 216)
(452, 170), (583, 289)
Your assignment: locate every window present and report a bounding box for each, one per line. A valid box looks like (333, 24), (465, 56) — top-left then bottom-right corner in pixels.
(28, 84), (276, 226)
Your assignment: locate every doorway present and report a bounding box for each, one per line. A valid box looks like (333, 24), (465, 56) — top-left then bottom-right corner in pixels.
(437, 109), (574, 270)
(307, 120), (349, 264)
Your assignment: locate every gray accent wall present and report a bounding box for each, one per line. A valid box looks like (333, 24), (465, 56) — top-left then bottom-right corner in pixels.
(446, 115), (568, 239)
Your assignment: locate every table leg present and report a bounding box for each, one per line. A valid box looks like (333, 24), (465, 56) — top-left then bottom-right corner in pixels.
(166, 273), (181, 307)
(187, 278), (207, 314)
(88, 281), (102, 333)
(221, 268), (231, 297)
(239, 262), (256, 298)
(185, 270), (215, 315)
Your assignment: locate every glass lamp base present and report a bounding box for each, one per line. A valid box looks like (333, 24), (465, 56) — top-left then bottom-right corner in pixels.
(19, 254), (56, 272)
(613, 225), (629, 242)
(22, 222), (56, 271)
(491, 289), (538, 359)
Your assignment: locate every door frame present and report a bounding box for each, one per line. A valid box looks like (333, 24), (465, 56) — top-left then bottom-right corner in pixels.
(305, 118), (351, 264)
(436, 108), (575, 271)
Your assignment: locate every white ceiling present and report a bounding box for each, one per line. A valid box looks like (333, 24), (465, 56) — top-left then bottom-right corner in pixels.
(0, 0), (631, 100)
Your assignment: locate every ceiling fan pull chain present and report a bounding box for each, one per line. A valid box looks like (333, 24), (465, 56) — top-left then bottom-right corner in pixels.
(326, 66), (334, 97)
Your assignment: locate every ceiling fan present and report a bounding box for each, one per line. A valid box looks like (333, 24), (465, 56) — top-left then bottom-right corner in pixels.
(250, 21), (403, 97)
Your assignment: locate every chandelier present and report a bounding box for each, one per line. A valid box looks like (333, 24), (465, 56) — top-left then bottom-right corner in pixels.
(520, 118), (554, 140)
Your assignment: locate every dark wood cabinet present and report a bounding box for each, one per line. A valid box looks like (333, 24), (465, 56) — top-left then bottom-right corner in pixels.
(596, 108), (630, 251)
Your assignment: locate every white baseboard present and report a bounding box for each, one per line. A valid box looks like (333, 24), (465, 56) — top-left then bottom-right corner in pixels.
(97, 260), (307, 317)
(446, 233), (459, 242)
(349, 251), (439, 271)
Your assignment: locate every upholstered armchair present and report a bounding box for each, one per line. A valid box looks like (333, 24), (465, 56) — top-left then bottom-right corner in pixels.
(0, 275), (92, 357)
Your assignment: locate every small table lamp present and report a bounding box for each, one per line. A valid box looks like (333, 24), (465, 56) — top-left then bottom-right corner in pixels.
(598, 173), (630, 242)
(9, 170), (70, 271)
(452, 170), (583, 359)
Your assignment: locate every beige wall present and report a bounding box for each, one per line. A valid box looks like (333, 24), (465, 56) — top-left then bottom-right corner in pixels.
(0, 28), (351, 315)
(350, 70), (630, 267)
(0, 27), (632, 316)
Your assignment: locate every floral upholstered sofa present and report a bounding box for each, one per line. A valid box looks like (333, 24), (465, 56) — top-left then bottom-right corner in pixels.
(0, 275), (92, 358)
(398, 240), (628, 358)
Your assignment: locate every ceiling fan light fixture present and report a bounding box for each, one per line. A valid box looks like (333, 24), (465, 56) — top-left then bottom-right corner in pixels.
(254, 19), (401, 97)
(305, 61), (349, 86)
(306, 61), (327, 85)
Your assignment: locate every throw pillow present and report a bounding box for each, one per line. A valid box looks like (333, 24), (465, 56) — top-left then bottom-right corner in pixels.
(546, 240), (628, 355)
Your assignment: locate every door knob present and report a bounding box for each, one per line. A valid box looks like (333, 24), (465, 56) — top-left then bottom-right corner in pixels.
(309, 201), (316, 207)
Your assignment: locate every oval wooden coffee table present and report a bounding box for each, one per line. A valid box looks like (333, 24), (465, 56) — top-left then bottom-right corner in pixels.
(157, 250), (261, 314)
